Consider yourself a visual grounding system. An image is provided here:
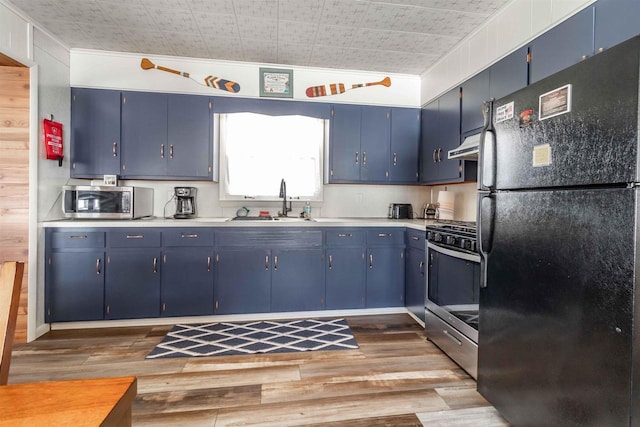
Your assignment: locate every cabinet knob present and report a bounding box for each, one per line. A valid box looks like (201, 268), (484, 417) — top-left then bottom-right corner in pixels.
(432, 149), (437, 163)
(160, 144), (165, 158)
(169, 144), (174, 159)
(393, 152), (397, 166)
(153, 257), (158, 273)
(369, 254), (373, 269)
(362, 151), (367, 165)
(112, 142), (117, 157)
(328, 255), (333, 270)
(355, 151), (359, 165)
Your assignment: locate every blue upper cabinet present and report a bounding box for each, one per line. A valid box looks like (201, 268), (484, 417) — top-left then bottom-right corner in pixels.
(330, 104), (419, 184)
(330, 104), (362, 182)
(121, 91), (168, 177)
(360, 106), (390, 182)
(70, 88), (121, 178)
(420, 100), (440, 184)
(461, 69), (490, 134)
(167, 94), (212, 179)
(594, 0), (640, 52)
(420, 88), (476, 185)
(390, 108), (420, 183)
(529, 6), (595, 84)
(489, 46), (528, 101)
(120, 91), (213, 180)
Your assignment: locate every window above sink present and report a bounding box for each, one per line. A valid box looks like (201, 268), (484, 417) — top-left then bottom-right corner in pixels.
(218, 113), (327, 202)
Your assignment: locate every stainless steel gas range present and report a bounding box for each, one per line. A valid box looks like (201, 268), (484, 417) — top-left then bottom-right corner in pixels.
(425, 220), (479, 379)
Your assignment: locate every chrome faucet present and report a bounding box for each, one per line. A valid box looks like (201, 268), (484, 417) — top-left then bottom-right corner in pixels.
(278, 178), (292, 217)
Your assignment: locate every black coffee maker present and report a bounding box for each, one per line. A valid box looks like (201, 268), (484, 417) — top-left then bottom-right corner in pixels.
(174, 187), (197, 219)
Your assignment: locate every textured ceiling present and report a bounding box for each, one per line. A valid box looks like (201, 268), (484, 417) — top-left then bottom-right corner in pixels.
(9, 0), (510, 75)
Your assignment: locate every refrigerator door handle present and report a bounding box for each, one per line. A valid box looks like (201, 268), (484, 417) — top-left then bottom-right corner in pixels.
(478, 192), (495, 289)
(478, 99), (496, 191)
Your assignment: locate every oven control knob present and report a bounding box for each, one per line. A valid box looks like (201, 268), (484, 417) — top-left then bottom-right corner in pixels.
(446, 235), (456, 245)
(469, 241), (477, 252)
(434, 233), (443, 242)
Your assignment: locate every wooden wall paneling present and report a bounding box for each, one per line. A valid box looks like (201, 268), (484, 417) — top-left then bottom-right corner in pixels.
(0, 65), (30, 343)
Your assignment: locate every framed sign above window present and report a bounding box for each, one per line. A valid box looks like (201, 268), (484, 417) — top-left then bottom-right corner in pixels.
(260, 68), (293, 98)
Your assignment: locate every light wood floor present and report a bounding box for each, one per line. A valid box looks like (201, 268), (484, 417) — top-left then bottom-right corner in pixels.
(8, 314), (509, 426)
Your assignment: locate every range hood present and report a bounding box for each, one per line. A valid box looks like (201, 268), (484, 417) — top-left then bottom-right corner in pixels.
(448, 133), (480, 160)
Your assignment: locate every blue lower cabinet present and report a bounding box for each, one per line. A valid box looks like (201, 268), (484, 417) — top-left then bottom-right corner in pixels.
(366, 247), (405, 308)
(325, 248), (366, 309)
(161, 247), (214, 317)
(47, 251), (105, 322)
(271, 249), (324, 312)
(405, 247), (426, 322)
(105, 250), (161, 319)
(215, 249), (271, 314)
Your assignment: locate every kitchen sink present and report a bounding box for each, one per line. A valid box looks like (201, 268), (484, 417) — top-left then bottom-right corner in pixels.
(228, 216), (316, 222)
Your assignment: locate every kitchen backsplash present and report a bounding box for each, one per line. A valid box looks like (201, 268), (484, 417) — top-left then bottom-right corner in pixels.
(47, 179), (434, 220)
(430, 182), (478, 222)
(44, 179), (480, 221)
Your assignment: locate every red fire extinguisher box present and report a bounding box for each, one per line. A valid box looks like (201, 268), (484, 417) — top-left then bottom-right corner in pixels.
(43, 118), (63, 166)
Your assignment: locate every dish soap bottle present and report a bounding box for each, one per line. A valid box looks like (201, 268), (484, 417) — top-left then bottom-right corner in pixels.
(304, 201), (312, 218)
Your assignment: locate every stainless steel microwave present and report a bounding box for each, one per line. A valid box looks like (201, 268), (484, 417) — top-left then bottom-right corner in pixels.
(62, 186), (154, 219)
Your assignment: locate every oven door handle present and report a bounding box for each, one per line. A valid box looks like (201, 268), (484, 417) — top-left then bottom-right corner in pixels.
(427, 241), (480, 263)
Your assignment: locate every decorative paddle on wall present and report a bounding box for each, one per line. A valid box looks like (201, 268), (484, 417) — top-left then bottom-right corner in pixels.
(140, 58), (241, 93)
(306, 76), (391, 98)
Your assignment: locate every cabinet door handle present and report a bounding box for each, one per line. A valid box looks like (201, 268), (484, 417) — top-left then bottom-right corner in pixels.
(265, 255), (269, 270)
(181, 233), (198, 238)
(160, 144), (165, 158)
(126, 235), (144, 239)
(96, 258), (101, 275)
(419, 261), (424, 276)
(112, 142), (117, 157)
(362, 151), (367, 165)
(337, 233), (352, 237)
(411, 236), (420, 241)
(437, 148), (442, 162)
(207, 256), (211, 272)
(393, 152), (397, 166)
(378, 233), (392, 237)
(153, 257), (158, 273)
(169, 144), (174, 159)
(369, 254), (373, 269)
(274, 255), (278, 270)
(355, 151), (359, 165)
(68, 235), (87, 239)
(432, 149), (437, 163)
(329, 255), (333, 270)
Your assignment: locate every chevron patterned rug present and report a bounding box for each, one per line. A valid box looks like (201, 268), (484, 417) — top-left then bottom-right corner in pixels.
(146, 318), (358, 359)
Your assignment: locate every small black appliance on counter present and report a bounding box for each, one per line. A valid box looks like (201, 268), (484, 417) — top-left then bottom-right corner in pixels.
(388, 203), (412, 219)
(174, 187), (197, 219)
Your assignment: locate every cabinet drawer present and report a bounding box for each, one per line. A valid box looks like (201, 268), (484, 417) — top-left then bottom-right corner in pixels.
(50, 231), (105, 249)
(216, 230), (323, 247)
(366, 228), (404, 246)
(108, 229), (161, 247)
(425, 311), (477, 379)
(406, 229), (426, 250)
(162, 229), (214, 246)
(326, 229), (365, 246)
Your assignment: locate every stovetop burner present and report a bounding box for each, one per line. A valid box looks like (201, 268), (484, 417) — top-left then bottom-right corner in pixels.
(426, 220), (478, 253)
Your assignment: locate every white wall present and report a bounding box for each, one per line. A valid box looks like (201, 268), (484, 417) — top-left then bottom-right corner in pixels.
(430, 183), (478, 222)
(420, 0), (596, 105)
(32, 28), (71, 337)
(71, 49), (421, 108)
(35, 28), (71, 222)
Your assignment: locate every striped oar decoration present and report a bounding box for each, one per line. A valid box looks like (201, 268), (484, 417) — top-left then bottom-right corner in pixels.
(141, 58), (241, 93)
(306, 76), (391, 97)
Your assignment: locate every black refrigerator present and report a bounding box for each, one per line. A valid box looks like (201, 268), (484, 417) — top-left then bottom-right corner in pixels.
(477, 35), (640, 427)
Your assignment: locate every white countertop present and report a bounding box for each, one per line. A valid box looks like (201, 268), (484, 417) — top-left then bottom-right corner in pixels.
(40, 217), (436, 231)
